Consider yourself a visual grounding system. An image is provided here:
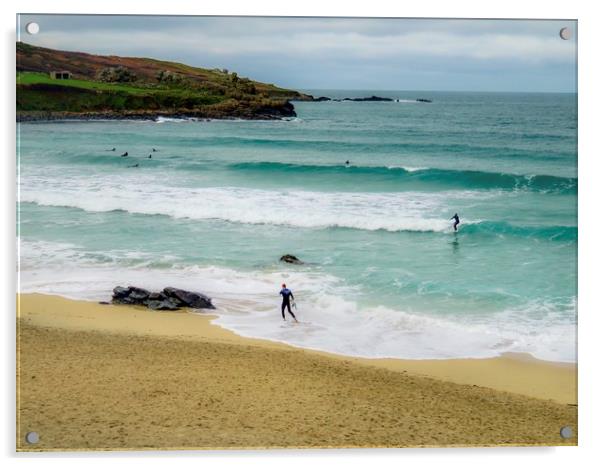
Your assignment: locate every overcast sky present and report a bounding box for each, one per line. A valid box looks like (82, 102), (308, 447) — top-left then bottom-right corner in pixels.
(18, 15), (577, 92)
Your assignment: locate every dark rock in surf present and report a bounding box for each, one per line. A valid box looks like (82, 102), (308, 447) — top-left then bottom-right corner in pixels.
(280, 254), (304, 265)
(416, 98), (432, 103)
(314, 96), (332, 102)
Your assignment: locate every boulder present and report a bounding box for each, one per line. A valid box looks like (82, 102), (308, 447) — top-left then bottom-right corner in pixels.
(147, 297), (180, 311)
(112, 286), (130, 299)
(128, 286), (150, 302)
(280, 254), (304, 265)
(163, 287), (215, 309)
(112, 285), (151, 306)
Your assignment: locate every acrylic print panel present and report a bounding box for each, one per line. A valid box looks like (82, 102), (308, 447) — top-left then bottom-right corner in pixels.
(16, 15), (577, 451)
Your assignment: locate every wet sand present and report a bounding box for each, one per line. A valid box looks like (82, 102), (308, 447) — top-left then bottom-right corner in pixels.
(17, 294), (577, 451)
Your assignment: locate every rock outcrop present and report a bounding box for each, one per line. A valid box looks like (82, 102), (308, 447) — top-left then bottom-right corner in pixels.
(111, 286), (215, 310)
(307, 95), (394, 103)
(342, 95), (393, 102)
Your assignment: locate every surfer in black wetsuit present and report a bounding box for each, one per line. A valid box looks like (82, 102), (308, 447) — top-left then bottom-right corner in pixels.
(451, 213), (460, 232)
(120, 151), (128, 157)
(280, 283), (298, 322)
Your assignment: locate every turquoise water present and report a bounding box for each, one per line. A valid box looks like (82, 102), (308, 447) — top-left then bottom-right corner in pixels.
(17, 91), (577, 361)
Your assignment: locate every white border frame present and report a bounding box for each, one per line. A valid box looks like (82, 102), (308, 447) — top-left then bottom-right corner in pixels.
(3, 1), (601, 465)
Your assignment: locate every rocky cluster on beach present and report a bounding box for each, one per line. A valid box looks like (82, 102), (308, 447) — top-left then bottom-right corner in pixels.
(111, 286), (215, 311)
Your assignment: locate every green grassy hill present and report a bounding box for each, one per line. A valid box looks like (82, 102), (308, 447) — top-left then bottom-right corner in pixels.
(17, 42), (310, 121)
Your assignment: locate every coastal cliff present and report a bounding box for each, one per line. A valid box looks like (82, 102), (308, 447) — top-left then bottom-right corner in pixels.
(16, 42), (310, 121)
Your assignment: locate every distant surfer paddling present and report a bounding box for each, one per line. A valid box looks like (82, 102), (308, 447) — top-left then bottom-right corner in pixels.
(451, 213), (460, 232)
(120, 151), (128, 157)
(280, 283), (298, 323)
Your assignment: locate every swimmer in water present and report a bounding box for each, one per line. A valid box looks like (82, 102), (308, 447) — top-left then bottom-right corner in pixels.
(120, 151), (128, 157)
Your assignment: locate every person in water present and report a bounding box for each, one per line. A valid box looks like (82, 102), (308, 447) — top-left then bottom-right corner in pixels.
(148, 154), (152, 159)
(451, 213), (460, 231)
(120, 151), (128, 157)
(279, 283), (298, 322)
(345, 160), (350, 166)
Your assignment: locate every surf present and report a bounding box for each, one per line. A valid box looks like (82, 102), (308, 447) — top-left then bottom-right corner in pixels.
(227, 162), (577, 194)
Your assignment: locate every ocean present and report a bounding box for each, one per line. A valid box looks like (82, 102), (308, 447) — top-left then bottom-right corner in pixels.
(17, 91), (577, 362)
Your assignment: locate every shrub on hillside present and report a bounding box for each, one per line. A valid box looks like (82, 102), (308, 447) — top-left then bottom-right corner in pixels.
(96, 66), (138, 83)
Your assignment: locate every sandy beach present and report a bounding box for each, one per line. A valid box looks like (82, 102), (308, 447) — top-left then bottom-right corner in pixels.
(17, 294), (577, 451)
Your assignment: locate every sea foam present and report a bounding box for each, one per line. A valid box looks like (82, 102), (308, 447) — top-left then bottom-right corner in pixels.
(19, 238), (576, 362)
(20, 170), (496, 233)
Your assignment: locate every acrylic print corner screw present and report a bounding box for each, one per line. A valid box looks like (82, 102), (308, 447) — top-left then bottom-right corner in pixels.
(16, 15), (577, 451)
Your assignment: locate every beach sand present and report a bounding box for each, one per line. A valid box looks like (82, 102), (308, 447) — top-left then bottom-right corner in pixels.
(17, 293), (577, 451)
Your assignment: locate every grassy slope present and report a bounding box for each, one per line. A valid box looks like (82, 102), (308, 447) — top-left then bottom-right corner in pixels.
(17, 42), (309, 119)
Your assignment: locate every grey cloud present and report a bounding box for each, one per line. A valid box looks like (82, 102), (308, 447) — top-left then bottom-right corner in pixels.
(18, 15), (576, 92)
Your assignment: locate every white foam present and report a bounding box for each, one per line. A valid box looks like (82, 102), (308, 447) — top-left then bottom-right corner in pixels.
(20, 170), (495, 233)
(18, 239), (576, 362)
(387, 165), (428, 172)
(155, 116), (190, 123)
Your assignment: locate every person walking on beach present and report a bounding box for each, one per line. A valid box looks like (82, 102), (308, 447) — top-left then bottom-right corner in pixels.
(280, 283), (298, 322)
(451, 213), (460, 232)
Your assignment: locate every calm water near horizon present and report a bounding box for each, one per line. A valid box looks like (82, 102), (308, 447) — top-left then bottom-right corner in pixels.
(18, 91), (577, 362)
